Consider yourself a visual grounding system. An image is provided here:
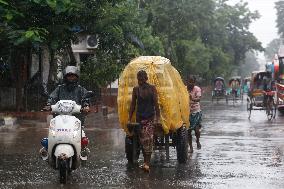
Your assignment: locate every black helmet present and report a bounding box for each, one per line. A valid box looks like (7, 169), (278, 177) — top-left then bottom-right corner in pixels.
(63, 66), (79, 78)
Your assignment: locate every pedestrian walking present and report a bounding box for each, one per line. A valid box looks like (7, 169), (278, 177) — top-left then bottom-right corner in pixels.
(187, 76), (202, 153)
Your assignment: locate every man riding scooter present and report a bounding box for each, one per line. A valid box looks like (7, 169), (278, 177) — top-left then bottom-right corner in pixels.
(42, 66), (91, 155)
(40, 66), (93, 183)
(45, 66), (90, 122)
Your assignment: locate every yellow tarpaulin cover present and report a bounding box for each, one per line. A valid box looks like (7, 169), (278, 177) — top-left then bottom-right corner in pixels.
(117, 56), (190, 135)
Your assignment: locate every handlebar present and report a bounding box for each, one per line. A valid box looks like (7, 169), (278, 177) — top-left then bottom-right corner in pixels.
(263, 90), (275, 96)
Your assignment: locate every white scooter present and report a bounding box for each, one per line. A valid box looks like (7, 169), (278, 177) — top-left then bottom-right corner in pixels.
(39, 92), (92, 184)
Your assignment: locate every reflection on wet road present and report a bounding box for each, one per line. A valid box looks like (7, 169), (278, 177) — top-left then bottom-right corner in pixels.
(1, 97), (284, 189)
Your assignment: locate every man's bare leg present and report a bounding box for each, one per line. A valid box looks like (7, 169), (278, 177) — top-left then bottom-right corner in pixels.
(143, 153), (151, 172)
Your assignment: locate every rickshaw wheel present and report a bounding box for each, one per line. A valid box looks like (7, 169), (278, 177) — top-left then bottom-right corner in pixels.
(266, 97), (276, 121)
(266, 108), (273, 120)
(226, 96), (228, 104)
(247, 100), (252, 119)
(248, 107), (252, 119)
(273, 102), (277, 119)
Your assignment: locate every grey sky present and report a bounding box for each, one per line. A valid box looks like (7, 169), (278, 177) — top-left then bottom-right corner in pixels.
(228, 0), (279, 48)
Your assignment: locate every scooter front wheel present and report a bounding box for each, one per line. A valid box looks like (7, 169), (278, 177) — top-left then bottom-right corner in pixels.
(59, 159), (68, 184)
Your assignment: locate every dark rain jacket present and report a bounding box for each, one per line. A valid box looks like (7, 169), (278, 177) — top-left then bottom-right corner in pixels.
(47, 84), (89, 106)
(47, 84), (90, 125)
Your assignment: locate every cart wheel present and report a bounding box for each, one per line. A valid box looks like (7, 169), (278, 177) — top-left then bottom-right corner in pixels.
(226, 96), (228, 104)
(125, 135), (140, 164)
(176, 126), (188, 164)
(247, 102), (252, 119)
(266, 107), (273, 121)
(266, 98), (274, 121)
(165, 134), (170, 162)
(273, 100), (277, 119)
(248, 107), (252, 119)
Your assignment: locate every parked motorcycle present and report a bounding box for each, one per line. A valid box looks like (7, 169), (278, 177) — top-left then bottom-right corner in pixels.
(39, 92), (93, 184)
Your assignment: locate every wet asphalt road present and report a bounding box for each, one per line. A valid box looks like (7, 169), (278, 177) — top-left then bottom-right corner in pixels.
(1, 96), (284, 189)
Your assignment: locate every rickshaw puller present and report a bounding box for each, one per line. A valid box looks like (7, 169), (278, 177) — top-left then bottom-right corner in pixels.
(128, 70), (161, 172)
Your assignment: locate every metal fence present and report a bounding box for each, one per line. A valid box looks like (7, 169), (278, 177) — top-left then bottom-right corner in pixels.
(0, 87), (16, 111)
(0, 86), (118, 111)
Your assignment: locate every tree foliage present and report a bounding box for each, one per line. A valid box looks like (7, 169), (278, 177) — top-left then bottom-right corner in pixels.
(264, 38), (281, 62)
(0, 0), (264, 86)
(239, 51), (260, 78)
(139, 0), (263, 81)
(0, 0), (163, 87)
(276, 1), (284, 38)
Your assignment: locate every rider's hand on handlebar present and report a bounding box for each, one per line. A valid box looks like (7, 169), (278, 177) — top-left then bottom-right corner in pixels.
(42, 105), (51, 111)
(82, 106), (90, 113)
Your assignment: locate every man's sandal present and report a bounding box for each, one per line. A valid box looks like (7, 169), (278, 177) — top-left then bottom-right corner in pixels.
(141, 163), (150, 173)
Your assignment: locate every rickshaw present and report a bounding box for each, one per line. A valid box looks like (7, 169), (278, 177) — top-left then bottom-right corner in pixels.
(117, 56), (190, 164)
(211, 77), (227, 103)
(275, 81), (284, 113)
(273, 48), (284, 113)
(247, 71), (276, 120)
(242, 77), (251, 94)
(226, 76), (243, 104)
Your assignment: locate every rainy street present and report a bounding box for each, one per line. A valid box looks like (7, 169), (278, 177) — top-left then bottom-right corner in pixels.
(1, 96), (284, 189)
(1, 0), (283, 188)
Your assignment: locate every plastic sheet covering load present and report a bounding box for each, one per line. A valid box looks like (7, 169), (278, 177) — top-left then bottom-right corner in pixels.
(117, 56), (190, 135)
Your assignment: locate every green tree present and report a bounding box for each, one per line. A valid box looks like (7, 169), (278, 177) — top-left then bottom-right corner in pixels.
(138, 0), (263, 81)
(239, 51), (260, 78)
(0, 0), (163, 110)
(276, 1), (284, 38)
(265, 38), (281, 61)
(208, 1), (263, 75)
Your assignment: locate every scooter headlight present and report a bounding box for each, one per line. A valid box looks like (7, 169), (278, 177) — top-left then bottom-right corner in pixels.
(74, 121), (81, 131)
(58, 101), (74, 114)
